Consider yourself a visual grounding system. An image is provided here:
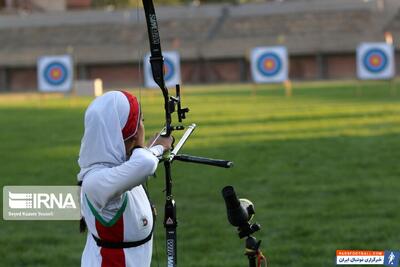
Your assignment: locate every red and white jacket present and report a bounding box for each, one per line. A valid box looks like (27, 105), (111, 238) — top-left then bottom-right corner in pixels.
(77, 91), (164, 267)
(80, 146), (162, 267)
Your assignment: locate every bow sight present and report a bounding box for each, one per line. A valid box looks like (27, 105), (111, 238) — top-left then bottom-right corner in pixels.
(167, 84), (189, 130)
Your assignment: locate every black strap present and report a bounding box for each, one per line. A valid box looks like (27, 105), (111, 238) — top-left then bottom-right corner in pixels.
(92, 202), (155, 249)
(77, 181), (87, 233)
(92, 230), (153, 249)
(92, 185), (156, 249)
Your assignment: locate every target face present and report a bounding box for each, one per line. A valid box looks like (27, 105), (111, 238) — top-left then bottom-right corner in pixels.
(144, 51), (181, 88)
(251, 46), (288, 83)
(357, 43), (395, 80)
(257, 53), (282, 77)
(38, 55), (73, 92)
(363, 49), (388, 73)
(44, 62), (68, 85)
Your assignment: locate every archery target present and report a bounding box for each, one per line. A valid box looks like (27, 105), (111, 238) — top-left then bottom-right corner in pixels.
(38, 55), (73, 92)
(251, 46), (288, 83)
(44, 62), (68, 86)
(144, 51), (181, 88)
(357, 43), (395, 80)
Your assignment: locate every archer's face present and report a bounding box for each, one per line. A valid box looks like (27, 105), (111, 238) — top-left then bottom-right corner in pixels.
(134, 118), (145, 147)
(125, 115), (145, 158)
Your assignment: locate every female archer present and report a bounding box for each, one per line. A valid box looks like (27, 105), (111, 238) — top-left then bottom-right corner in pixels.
(77, 91), (172, 267)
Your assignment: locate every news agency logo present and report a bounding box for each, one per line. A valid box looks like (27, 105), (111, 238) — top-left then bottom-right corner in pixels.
(8, 192), (76, 209)
(336, 250), (400, 266)
(3, 186), (80, 220)
(8, 192), (33, 209)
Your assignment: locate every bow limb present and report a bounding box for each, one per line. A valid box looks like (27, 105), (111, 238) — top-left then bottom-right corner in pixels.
(142, 0), (172, 136)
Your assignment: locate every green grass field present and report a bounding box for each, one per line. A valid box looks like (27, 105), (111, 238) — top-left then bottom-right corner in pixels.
(1, 81), (400, 267)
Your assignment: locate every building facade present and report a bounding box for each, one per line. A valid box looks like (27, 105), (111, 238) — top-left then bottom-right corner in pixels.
(1, 0), (400, 91)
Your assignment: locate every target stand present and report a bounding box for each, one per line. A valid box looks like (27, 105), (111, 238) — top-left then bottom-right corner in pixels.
(250, 46), (291, 96)
(356, 42), (396, 96)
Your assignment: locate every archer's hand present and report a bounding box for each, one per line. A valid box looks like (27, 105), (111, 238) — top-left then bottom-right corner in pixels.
(147, 133), (173, 152)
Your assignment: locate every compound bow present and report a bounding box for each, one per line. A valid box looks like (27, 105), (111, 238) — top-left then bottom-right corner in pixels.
(141, 1), (233, 267)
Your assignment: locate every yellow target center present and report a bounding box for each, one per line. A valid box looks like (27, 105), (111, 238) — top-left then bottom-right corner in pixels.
(52, 69), (60, 78)
(264, 60), (274, 69)
(371, 57), (380, 66)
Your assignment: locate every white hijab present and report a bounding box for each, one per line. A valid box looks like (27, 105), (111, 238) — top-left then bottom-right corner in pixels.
(77, 91), (130, 182)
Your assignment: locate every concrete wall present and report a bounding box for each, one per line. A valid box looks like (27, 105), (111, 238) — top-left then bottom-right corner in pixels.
(325, 54), (356, 79)
(87, 64), (141, 89)
(8, 67), (37, 91)
(290, 56), (319, 80)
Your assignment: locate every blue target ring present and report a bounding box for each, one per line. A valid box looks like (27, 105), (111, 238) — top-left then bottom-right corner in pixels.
(44, 62), (68, 86)
(257, 53), (282, 77)
(163, 58), (175, 81)
(363, 49), (388, 73)
(147, 57), (175, 82)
